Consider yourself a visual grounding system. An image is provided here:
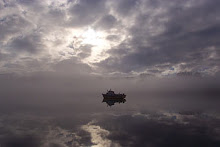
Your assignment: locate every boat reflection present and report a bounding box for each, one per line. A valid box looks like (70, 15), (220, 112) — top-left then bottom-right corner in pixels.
(102, 98), (126, 107)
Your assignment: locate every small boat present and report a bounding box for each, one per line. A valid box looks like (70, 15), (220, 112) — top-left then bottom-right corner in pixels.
(102, 89), (126, 106)
(102, 89), (126, 99)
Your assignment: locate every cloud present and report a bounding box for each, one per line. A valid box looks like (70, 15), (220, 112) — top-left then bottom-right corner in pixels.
(67, 0), (108, 27)
(94, 14), (117, 30)
(53, 57), (92, 74)
(97, 0), (220, 76)
(112, 0), (140, 17)
(8, 34), (44, 54)
(0, 0), (219, 77)
(0, 14), (31, 42)
(76, 44), (93, 59)
(106, 35), (121, 42)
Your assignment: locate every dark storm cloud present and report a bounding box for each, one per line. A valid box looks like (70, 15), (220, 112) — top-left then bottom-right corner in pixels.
(98, 0), (220, 76)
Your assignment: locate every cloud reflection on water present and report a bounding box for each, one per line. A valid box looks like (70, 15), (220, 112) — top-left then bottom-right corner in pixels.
(0, 98), (219, 147)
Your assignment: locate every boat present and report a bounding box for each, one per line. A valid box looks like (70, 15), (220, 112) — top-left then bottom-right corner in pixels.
(102, 89), (126, 99)
(102, 89), (126, 106)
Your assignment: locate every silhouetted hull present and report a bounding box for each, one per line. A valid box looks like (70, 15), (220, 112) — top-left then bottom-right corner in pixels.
(102, 98), (126, 103)
(102, 94), (126, 99)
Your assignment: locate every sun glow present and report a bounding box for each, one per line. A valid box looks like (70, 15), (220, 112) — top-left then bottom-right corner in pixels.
(82, 29), (101, 45)
(81, 28), (110, 63)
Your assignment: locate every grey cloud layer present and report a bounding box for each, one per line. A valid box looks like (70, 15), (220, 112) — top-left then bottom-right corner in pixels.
(98, 0), (220, 76)
(68, 0), (107, 27)
(0, 0), (219, 77)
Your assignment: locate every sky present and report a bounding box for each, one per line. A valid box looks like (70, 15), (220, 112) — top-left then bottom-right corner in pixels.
(0, 0), (220, 147)
(0, 0), (219, 77)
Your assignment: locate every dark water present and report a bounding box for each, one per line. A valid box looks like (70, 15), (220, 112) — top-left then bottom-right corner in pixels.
(0, 94), (220, 147)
